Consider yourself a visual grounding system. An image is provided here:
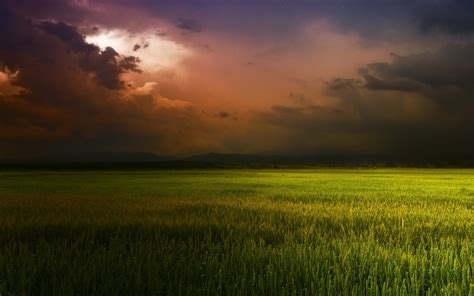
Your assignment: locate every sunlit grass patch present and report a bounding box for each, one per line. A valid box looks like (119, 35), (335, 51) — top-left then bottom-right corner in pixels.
(0, 169), (473, 295)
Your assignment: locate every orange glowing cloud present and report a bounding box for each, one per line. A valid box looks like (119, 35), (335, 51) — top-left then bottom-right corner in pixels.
(0, 68), (29, 97)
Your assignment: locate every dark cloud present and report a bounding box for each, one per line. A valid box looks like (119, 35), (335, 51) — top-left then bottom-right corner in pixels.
(119, 56), (142, 73)
(38, 21), (96, 52)
(38, 21), (142, 89)
(260, 44), (474, 157)
(419, 1), (474, 35)
(155, 30), (166, 37)
(339, 44), (474, 111)
(214, 111), (238, 120)
(217, 111), (231, 118)
(133, 41), (150, 52)
(258, 103), (474, 158)
(327, 78), (363, 91)
(176, 19), (202, 33)
(0, 7), (215, 158)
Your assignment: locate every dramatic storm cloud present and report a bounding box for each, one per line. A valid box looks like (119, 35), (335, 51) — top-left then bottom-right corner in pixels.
(1, 0), (474, 160)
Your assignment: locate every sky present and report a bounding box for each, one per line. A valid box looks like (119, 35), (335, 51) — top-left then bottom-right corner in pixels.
(1, 0), (474, 160)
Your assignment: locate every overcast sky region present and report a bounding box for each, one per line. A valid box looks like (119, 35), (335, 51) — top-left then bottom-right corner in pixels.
(2, 0), (474, 159)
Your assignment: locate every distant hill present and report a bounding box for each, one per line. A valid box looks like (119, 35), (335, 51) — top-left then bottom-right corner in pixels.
(184, 153), (397, 166)
(185, 153), (271, 164)
(77, 152), (177, 163)
(2, 152), (474, 168)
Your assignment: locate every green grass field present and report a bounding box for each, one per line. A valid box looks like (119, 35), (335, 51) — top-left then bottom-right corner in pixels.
(0, 169), (473, 295)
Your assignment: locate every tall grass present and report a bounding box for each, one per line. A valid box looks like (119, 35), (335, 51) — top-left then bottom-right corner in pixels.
(0, 169), (473, 295)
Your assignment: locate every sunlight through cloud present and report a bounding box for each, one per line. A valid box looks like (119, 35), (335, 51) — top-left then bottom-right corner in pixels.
(86, 29), (191, 72)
